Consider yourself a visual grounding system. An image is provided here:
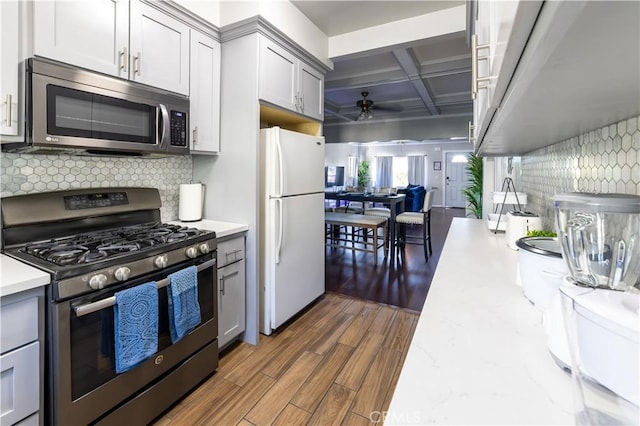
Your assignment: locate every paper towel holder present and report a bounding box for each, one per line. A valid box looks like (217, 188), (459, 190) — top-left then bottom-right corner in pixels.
(178, 183), (205, 222)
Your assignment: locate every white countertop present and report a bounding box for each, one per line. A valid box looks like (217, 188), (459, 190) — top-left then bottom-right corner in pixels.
(0, 254), (50, 298)
(386, 218), (574, 425)
(169, 219), (248, 239)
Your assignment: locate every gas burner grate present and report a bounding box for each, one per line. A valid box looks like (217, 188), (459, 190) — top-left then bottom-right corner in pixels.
(21, 222), (205, 266)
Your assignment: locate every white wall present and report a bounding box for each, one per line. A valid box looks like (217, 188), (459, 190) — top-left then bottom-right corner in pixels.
(173, 0), (221, 26)
(323, 115), (470, 144)
(328, 5), (467, 59)
(219, 0), (331, 67)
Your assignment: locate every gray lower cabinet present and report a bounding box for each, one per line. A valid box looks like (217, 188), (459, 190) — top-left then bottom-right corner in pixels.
(217, 235), (246, 349)
(0, 287), (44, 426)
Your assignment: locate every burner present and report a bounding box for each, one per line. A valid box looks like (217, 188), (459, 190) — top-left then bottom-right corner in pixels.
(20, 222), (205, 266)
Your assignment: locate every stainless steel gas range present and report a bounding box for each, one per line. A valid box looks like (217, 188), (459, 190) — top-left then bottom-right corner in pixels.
(1, 187), (218, 425)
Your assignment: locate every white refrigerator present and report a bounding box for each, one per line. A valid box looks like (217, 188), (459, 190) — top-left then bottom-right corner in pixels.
(260, 127), (326, 335)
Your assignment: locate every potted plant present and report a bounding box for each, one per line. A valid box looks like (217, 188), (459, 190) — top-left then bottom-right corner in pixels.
(463, 153), (483, 218)
(357, 160), (370, 190)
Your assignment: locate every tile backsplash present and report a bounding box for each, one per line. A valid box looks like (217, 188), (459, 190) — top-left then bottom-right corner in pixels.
(0, 153), (193, 221)
(521, 115), (640, 230)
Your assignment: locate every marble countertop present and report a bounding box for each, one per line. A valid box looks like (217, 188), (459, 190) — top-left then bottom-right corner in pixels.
(385, 218), (574, 425)
(0, 254), (50, 298)
(169, 219), (248, 239)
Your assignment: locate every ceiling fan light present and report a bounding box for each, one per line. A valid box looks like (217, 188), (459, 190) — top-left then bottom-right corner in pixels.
(366, 111), (373, 119)
(357, 111), (366, 121)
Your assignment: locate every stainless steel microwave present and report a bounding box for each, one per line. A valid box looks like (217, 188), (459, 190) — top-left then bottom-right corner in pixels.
(3, 58), (189, 156)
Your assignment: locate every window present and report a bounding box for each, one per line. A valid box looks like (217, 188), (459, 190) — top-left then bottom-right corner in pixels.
(393, 156), (408, 187)
(347, 155), (357, 186)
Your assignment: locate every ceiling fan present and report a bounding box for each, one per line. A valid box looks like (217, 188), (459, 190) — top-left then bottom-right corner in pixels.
(355, 91), (403, 121)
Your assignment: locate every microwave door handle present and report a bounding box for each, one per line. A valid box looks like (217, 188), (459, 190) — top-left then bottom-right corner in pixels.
(159, 104), (169, 146)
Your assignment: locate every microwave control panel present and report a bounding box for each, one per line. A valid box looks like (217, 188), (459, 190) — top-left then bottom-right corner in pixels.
(170, 110), (188, 147)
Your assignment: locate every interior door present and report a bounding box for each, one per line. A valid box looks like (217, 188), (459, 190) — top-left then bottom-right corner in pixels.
(269, 193), (324, 331)
(445, 152), (470, 208)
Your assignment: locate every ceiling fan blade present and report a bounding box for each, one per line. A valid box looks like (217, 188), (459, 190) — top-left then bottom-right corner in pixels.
(372, 104), (403, 112)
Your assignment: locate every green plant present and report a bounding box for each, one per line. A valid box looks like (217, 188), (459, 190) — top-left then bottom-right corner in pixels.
(462, 153), (483, 219)
(357, 160), (370, 188)
(526, 230), (557, 237)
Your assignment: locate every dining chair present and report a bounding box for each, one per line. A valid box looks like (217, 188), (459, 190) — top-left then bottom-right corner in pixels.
(395, 189), (434, 261)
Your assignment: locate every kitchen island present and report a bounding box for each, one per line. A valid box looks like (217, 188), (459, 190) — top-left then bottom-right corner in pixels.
(385, 218), (574, 425)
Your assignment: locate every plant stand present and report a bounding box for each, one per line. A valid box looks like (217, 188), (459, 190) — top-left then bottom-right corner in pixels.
(488, 177), (527, 233)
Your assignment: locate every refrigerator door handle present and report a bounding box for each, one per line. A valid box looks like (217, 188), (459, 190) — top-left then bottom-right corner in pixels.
(276, 198), (283, 264)
(275, 135), (284, 197)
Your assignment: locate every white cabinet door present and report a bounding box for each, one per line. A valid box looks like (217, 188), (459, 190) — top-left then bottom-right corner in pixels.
(218, 259), (246, 348)
(0, 1), (19, 136)
(33, 0), (129, 78)
(473, 0), (491, 138)
(0, 342), (39, 425)
(129, 0), (190, 95)
(299, 63), (324, 121)
(190, 30), (220, 154)
(258, 36), (325, 121)
(259, 38), (298, 112)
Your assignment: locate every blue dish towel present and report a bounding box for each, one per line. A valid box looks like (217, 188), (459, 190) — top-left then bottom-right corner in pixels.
(167, 265), (201, 343)
(114, 282), (158, 374)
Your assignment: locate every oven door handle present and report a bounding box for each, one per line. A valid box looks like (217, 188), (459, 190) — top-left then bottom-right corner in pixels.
(73, 258), (217, 317)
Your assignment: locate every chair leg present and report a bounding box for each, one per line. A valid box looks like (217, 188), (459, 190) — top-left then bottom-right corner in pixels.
(427, 211), (432, 255)
(422, 220), (429, 262)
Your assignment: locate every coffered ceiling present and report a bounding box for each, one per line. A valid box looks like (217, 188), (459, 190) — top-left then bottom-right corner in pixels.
(291, 1), (472, 131)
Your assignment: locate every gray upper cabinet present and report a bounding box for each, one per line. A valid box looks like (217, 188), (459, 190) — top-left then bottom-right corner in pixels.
(33, 0), (129, 79)
(474, 1), (640, 156)
(190, 30), (221, 154)
(1, 1), (20, 137)
(471, 0), (542, 152)
(33, 0), (190, 95)
(129, 1), (190, 95)
(259, 37), (324, 121)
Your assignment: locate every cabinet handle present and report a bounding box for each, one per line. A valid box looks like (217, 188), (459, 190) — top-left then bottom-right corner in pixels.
(471, 34), (491, 100)
(193, 126), (198, 145)
(225, 249), (242, 258)
(119, 47), (128, 73)
(300, 95), (304, 112)
(219, 270), (239, 296)
(294, 95), (300, 111)
(468, 121), (475, 144)
(134, 52), (141, 76)
(5, 94), (11, 126)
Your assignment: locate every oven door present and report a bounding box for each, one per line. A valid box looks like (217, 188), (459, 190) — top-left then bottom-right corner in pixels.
(47, 256), (217, 426)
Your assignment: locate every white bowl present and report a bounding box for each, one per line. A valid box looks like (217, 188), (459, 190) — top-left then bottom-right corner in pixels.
(516, 237), (568, 310)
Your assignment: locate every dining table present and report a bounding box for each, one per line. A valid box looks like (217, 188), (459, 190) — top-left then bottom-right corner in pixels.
(324, 191), (406, 259)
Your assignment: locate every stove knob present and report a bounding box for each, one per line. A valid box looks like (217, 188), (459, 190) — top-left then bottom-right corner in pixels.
(154, 255), (168, 269)
(89, 274), (108, 290)
(114, 266), (131, 282)
(185, 246), (198, 259)
(199, 242), (210, 254)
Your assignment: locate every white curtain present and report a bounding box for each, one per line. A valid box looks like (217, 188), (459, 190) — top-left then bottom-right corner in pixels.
(408, 155), (427, 187)
(376, 156), (393, 187)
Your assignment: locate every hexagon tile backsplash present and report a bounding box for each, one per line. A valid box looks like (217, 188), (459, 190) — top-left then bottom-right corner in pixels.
(522, 114), (640, 230)
(0, 153), (193, 222)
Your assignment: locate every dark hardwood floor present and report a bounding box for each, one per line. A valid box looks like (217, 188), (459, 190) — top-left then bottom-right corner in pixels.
(325, 207), (466, 312)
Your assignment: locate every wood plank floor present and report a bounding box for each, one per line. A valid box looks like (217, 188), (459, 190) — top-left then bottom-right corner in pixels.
(326, 207), (465, 311)
(153, 293), (419, 426)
